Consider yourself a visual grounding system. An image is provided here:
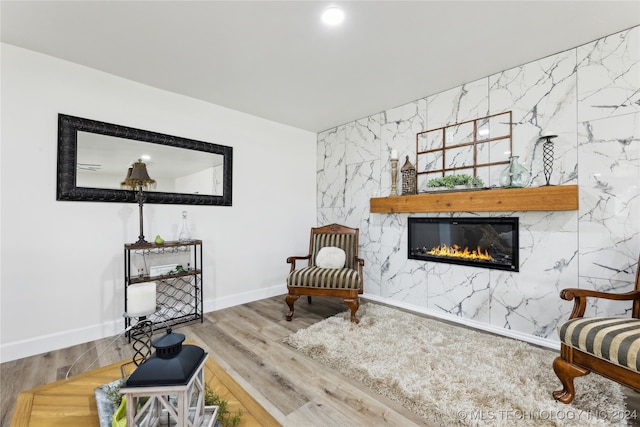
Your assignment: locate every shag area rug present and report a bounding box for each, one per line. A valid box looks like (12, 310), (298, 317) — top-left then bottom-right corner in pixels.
(285, 303), (630, 426)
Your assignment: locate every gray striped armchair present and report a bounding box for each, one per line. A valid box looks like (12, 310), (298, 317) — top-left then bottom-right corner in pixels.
(553, 257), (640, 403)
(285, 224), (364, 323)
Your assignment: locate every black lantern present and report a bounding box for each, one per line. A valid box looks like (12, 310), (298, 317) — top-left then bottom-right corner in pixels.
(119, 329), (217, 426)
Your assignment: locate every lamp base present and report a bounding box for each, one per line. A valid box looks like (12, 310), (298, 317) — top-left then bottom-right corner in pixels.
(135, 186), (149, 246)
(135, 237), (149, 245)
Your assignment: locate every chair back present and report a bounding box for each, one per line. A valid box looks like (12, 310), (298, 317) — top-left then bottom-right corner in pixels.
(309, 224), (359, 270)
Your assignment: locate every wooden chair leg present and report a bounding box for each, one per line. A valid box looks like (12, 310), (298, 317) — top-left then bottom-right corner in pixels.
(552, 356), (590, 404)
(285, 294), (299, 321)
(344, 298), (360, 324)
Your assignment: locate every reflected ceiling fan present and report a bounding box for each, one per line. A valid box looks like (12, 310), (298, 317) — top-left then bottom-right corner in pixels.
(77, 162), (102, 171)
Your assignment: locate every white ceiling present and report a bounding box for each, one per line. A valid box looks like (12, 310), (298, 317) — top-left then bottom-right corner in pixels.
(2, 1), (639, 133)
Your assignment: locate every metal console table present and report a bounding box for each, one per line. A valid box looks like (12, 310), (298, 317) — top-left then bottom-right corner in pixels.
(124, 239), (203, 334)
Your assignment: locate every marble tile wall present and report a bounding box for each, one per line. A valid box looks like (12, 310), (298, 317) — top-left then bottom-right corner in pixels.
(316, 26), (639, 343)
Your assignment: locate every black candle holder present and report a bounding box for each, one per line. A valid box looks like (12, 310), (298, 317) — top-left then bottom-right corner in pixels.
(128, 317), (153, 366)
(539, 135), (558, 186)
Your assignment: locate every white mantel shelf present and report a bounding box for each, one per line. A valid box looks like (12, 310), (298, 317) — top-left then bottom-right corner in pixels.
(370, 185), (579, 213)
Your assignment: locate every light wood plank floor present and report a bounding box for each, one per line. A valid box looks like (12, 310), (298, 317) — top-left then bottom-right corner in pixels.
(2, 295), (639, 426)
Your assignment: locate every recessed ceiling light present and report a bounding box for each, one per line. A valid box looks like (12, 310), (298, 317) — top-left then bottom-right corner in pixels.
(322, 6), (345, 26)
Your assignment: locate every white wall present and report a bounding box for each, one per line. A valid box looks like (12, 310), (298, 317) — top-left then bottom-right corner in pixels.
(175, 166), (222, 196)
(0, 44), (317, 362)
(318, 26), (639, 350)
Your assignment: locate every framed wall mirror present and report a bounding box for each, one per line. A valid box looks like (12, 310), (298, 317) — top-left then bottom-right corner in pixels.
(57, 114), (232, 205)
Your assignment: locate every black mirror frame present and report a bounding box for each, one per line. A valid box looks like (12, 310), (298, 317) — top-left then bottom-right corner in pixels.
(57, 114), (232, 206)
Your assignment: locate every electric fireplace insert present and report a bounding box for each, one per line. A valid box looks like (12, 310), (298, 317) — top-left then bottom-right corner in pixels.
(408, 217), (519, 271)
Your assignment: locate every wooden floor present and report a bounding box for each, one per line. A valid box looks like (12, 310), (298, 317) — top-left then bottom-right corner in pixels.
(2, 295), (640, 426)
(10, 355), (278, 427)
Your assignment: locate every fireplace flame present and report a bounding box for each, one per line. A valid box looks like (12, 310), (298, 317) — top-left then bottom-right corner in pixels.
(427, 244), (494, 262)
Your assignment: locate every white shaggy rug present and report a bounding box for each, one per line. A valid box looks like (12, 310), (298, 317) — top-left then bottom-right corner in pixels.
(285, 303), (629, 426)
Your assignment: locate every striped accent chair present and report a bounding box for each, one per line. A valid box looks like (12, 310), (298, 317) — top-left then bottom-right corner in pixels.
(286, 224), (364, 323)
(553, 256), (640, 404)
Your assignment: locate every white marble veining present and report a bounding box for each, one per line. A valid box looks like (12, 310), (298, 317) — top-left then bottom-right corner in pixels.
(345, 114), (383, 166)
(361, 248), (383, 296)
(577, 26), (640, 123)
(317, 126), (346, 209)
(344, 160), (379, 247)
(426, 263), (491, 322)
(489, 49), (578, 187)
(426, 78), (488, 129)
(380, 101), (425, 195)
(316, 27), (639, 344)
(581, 276), (640, 317)
(578, 112), (640, 280)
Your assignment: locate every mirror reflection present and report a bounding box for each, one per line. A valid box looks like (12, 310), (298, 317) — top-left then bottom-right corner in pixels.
(57, 114), (233, 206)
(77, 132), (224, 196)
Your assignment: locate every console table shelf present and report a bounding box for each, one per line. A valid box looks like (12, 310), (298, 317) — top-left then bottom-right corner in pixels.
(124, 239), (203, 332)
(370, 185), (578, 213)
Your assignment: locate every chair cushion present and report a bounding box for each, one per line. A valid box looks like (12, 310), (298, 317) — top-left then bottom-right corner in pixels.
(315, 246), (346, 269)
(311, 233), (357, 269)
(558, 317), (640, 373)
(287, 266), (360, 290)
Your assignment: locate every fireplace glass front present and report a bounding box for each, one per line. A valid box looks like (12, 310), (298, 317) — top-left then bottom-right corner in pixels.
(408, 217), (519, 271)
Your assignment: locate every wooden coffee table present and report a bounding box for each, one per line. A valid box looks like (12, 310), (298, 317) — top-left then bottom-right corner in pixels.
(11, 355), (280, 427)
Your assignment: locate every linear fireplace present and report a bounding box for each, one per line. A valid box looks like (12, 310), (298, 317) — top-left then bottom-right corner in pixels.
(408, 217), (519, 271)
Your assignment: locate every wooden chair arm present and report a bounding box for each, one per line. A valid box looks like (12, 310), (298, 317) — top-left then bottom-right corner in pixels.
(560, 288), (640, 319)
(354, 257), (365, 294)
(287, 255), (311, 273)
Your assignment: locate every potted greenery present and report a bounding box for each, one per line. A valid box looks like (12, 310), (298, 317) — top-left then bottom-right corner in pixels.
(204, 383), (243, 427)
(426, 174), (484, 190)
(98, 380), (242, 427)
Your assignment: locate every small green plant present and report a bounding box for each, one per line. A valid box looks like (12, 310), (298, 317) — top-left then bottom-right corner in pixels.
(470, 176), (484, 188)
(105, 378), (126, 407)
(205, 383), (243, 427)
(426, 174), (484, 189)
(105, 380), (242, 427)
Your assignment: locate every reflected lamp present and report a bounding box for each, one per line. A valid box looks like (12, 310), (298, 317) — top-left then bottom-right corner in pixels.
(122, 160), (156, 244)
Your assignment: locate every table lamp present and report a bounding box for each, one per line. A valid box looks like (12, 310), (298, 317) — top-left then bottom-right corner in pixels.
(122, 159), (156, 244)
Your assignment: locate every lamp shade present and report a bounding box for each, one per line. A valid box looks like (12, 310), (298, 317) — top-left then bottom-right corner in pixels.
(122, 160), (156, 190)
(120, 167), (133, 188)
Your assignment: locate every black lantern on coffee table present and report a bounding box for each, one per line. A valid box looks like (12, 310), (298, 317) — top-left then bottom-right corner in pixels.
(119, 329), (217, 427)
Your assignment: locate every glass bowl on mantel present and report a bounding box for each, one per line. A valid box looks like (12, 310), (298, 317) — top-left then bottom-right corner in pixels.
(499, 156), (530, 188)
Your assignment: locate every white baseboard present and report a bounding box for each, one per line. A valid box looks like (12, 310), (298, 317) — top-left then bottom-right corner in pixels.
(0, 319), (124, 364)
(362, 293), (561, 351)
(1, 286), (558, 363)
(0, 283), (287, 363)
(203, 283), (285, 313)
